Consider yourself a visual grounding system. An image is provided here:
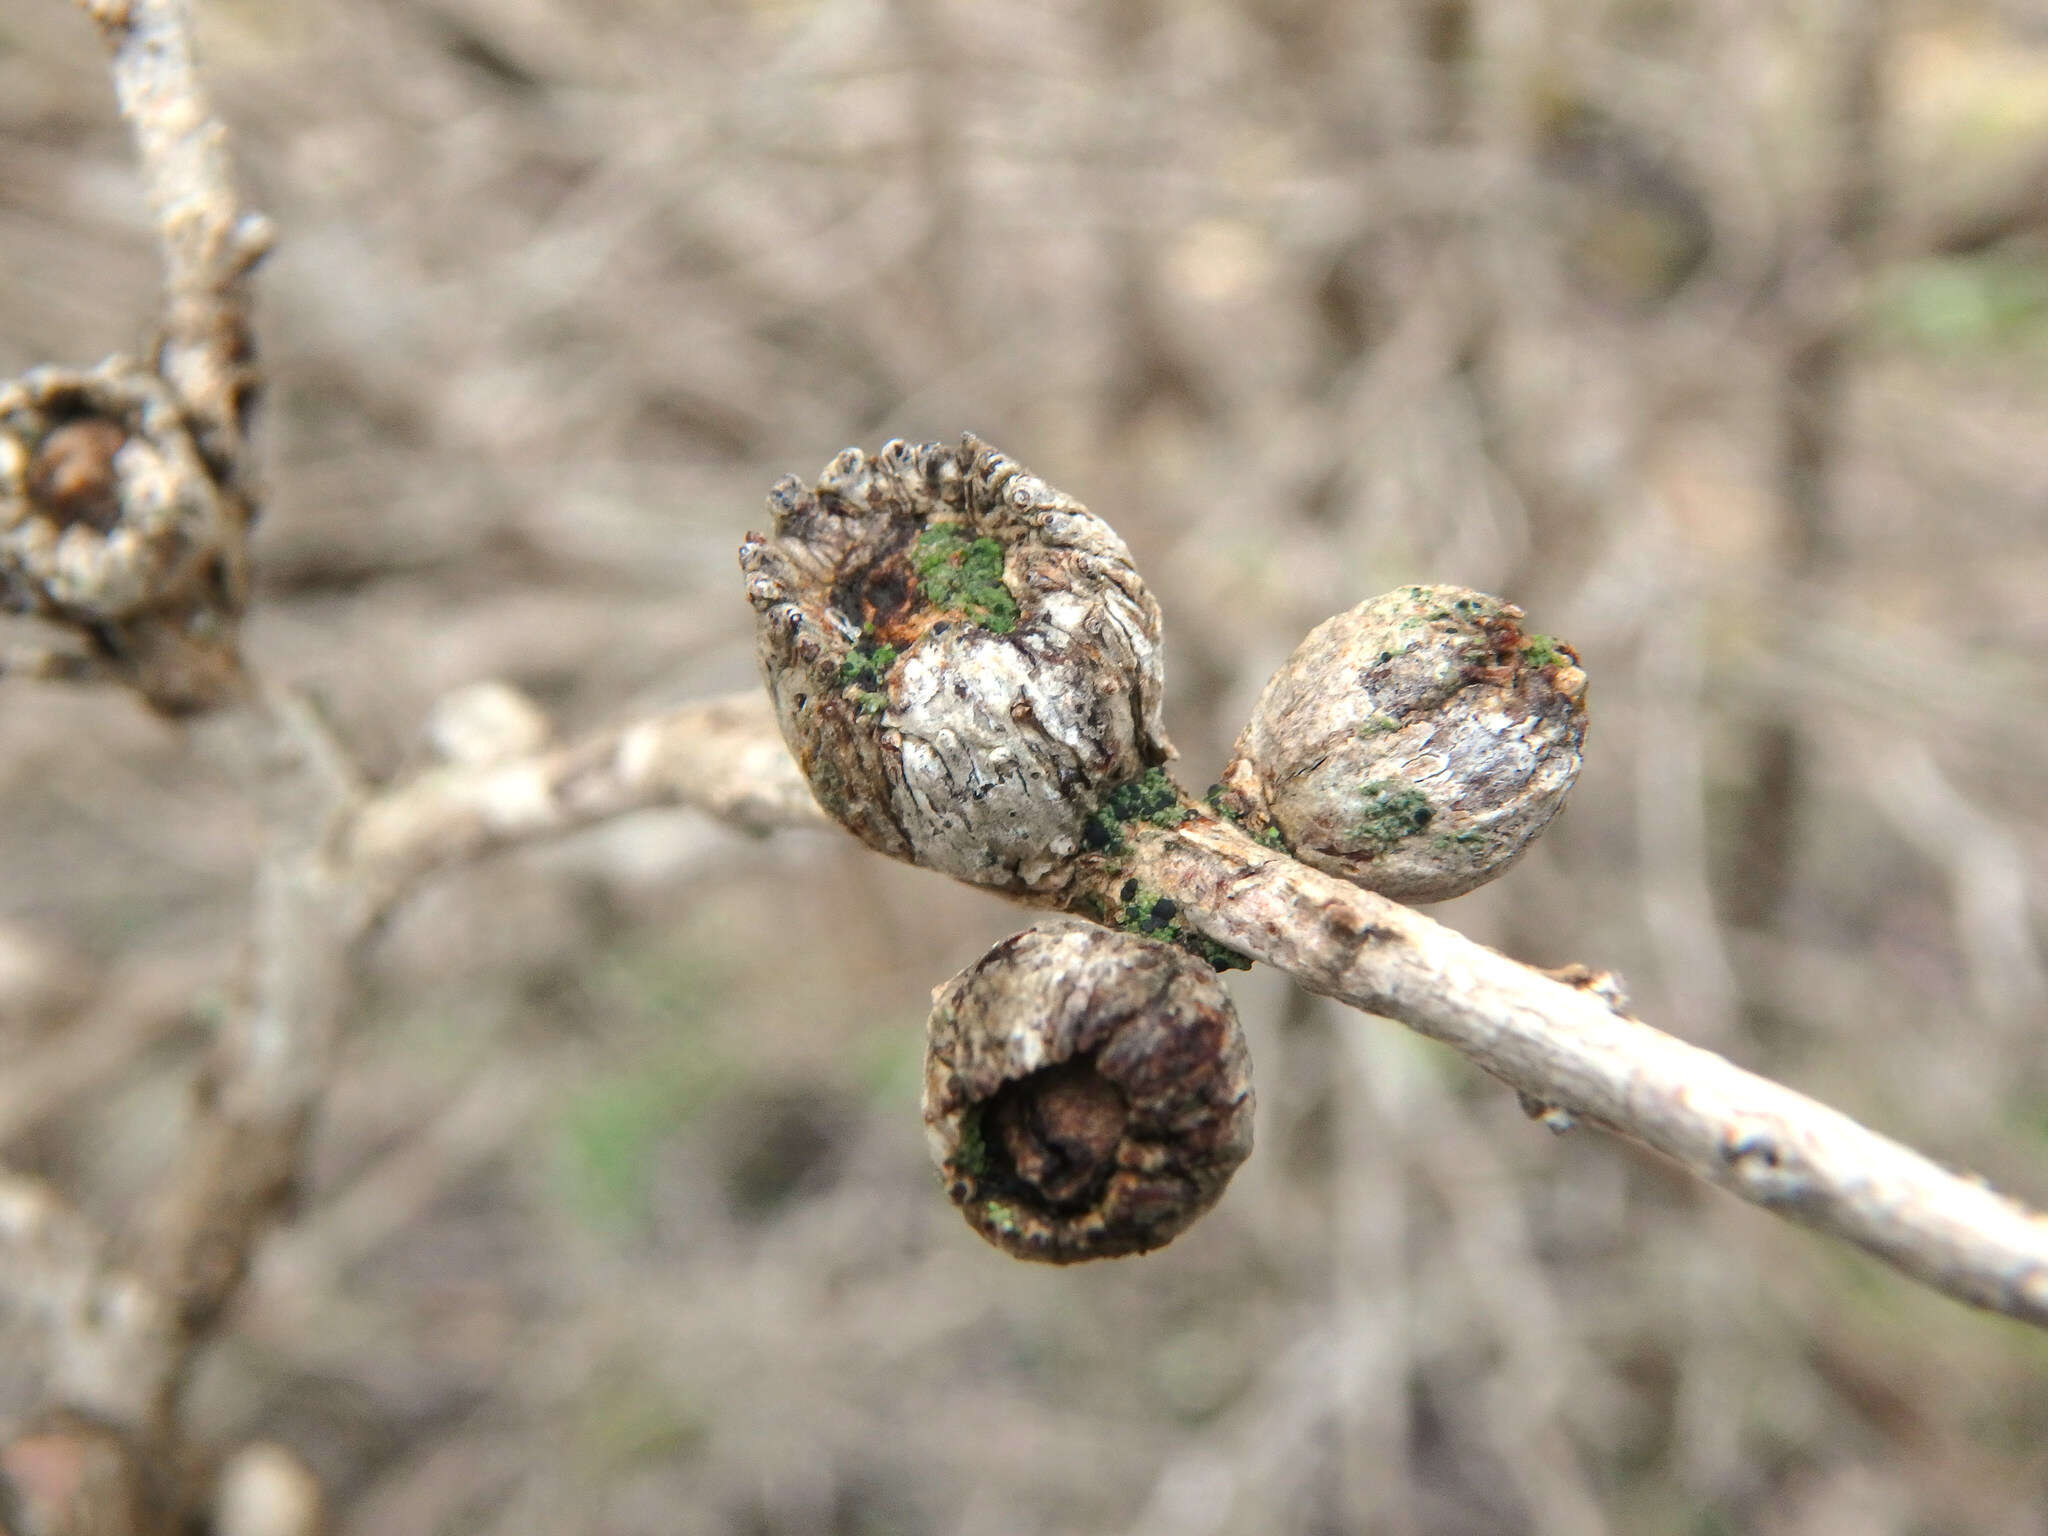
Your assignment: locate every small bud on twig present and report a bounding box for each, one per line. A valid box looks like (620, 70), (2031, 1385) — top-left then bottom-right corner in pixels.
(739, 435), (1172, 891)
(423, 680), (553, 768)
(922, 922), (1253, 1263)
(0, 361), (247, 714)
(1218, 585), (1587, 902)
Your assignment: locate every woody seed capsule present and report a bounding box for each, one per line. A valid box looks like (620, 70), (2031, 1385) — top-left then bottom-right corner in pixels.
(739, 435), (1172, 892)
(0, 360), (248, 714)
(923, 921), (1254, 1263)
(1217, 584), (1587, 903)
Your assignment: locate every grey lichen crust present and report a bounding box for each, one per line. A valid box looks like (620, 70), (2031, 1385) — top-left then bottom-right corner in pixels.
(0, 360), (247, 713)
(739, 435), (1172, 892)
(1218, 585), (1587, 903)
(923, 921), (1254, 1264)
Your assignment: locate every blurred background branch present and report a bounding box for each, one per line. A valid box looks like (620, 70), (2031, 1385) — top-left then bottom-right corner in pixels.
(3, 0), (2048, 1532)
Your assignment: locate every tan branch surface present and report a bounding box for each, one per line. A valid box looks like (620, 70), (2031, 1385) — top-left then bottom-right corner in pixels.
(91, 688), (831, 1435)
(344, 690), (829, 905)
(119, 692), (358, 1445)
(1104, 813), (2048, 1330)
(1, 683), (828, 1465)
(323, 688), (2048, 1329)
(81, 0), (271, 470)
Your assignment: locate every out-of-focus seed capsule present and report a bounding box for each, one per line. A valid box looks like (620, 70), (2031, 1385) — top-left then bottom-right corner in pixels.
(1217, 585), (1587, 903)
(922, 921), (1254, 1263)
(739, 435), (1172, 892)
(0, 361), (247, 714)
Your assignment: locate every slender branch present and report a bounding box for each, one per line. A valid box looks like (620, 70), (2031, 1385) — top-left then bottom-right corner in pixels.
(1098, 811), (2048, 1330)
(310, 688), (2048, 1331)
(79, 0), (272, 474)
(27, 673), (2048, 1471)
(13, 676), (2041, 1516)
(0, 2), (273, 1489)
(118, 687), (830, 1427)
(128, 694), (360, 1424)
(343, 690), (829, 907)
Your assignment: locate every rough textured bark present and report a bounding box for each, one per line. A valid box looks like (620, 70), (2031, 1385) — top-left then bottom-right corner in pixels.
(1088, 808), (2048, 1329)
(332, 693), (2048, 1331)
(84, 0), (271, 480)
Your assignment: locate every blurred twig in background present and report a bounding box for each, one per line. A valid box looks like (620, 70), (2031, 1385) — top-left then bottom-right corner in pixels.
(4, 0), (2048, 1532)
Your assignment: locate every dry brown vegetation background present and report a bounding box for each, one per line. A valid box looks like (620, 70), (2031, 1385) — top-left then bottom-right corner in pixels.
(5, 0), (2048, 1531)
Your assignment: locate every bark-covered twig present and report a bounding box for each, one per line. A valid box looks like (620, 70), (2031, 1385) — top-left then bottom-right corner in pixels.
(0, 1), (268, 714)
(0, 677), (826, 1487)
(79, 0), (272, 477)
(344, 690), (827, 907)
(20, 682), (2047, 1474)
(736, 435), (2048, 1323)
(131, 694), (361, 1371)
(506, 679), (2044, 1328)
(103, 686), (830, 1432)
(0, 7), (276, 1509)
(1092, 809), (2048, 1330)
(312, 683), (2048, 1330)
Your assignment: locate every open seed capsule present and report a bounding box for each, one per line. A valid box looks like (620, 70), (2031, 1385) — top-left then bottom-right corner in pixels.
(739, 435), (1172, 893)
(923, 921), (1254, 1263)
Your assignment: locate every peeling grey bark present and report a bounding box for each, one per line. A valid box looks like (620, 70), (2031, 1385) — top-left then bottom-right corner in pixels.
(740, 435), (1171, 892)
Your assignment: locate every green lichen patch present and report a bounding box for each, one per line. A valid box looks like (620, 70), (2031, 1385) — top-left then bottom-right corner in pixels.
(1357, 713), (1401, 736)
(912, 523), (1019, 634)
(1356, 778), (1435, 849)
(839, 636), (897, 689)
(1107, 767), (1187, 826)
(953, 1105), (989, 1179)
(1114, 877), (1254, 973)
(1518, 632), (1567, 668)
(837, 634), (899, 716)
(1085, 767), (1188, 852)
(1188, 934), (1254, 972)
(1118, 881), (1177, 936)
